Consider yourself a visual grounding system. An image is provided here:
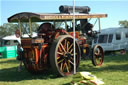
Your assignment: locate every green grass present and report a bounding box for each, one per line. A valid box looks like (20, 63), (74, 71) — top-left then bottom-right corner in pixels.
(0, 52), (128, 85)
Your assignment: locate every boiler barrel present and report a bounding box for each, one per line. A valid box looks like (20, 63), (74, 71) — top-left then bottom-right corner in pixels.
(59, 5), (91, 13)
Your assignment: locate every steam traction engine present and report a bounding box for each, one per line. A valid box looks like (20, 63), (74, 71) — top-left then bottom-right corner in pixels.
(8, 5), (107, 76)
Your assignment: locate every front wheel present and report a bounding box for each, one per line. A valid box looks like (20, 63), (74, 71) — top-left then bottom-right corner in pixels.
(49, 35), (81, 76)
(92, 45), (104, 66)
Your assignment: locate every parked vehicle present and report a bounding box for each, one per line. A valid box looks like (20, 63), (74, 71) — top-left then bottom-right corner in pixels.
(2, 35), (20, 46)
(0, 38), (2, 57)
(0, 38), (2, 46)
(0, 33), (37, 58)
(0, 35), (20, 58)
(8, 5), (107, 76)
(92, 27), (128, 52)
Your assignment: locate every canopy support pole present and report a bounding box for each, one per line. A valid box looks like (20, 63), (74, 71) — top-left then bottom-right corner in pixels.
(18, 20), (22, 37)
(65, 21), (68, 31)
(29, 18), (32, 37)
(98, 18), (101, 32)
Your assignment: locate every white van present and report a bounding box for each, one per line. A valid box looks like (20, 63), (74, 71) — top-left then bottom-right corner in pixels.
(92, 27), (128, 52)
(2, 35), (20, 46)
(1, 32), (37, 46)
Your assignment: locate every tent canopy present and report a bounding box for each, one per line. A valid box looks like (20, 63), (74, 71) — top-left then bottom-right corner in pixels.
(8, 12), (107, 22)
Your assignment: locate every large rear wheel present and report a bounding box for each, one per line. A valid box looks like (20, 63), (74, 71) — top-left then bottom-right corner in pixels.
(49, 35), (81, 76)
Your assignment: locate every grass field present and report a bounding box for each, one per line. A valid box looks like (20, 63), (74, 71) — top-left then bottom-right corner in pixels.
(0, 52), (128, 85)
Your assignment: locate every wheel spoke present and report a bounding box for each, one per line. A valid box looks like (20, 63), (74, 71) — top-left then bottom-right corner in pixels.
(71, 53), (77, 56)
(67, 60), (71, 71)
(64, 39), (67, 51)
(99, 57), (102, 62)
(57, 52), (63, 55)
(96, 58), (100, 64)
(96, 57), (99, 61)
(67, 41), (70, 52)
(95, 52), (99, 56)
(97, 56), (103, 65)
(68, 60), (74, 65)
(62, 62), (66, 71)
(65, 62), (70, 73)
(69, 49), (73, 54)
(69, 56), (74, 61)
(97, 49), (100, 54)
(60, 63), (63, 72)
(68, 43), (73, 52)
(60, 42), (66, 53)
(58, 59), (64, 64)
(57, 56), (60, 60)
(58, 45), (63, 52)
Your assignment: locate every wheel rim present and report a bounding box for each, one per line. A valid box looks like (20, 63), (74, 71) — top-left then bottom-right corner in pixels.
(93, 45), (104, 66)
(50, 35), (80, 76)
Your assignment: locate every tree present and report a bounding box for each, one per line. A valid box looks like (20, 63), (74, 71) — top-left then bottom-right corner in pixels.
(0, 22), (39, 37)
(0, 23), (18, 37)
(21, 22), (39, 34)
(119, 20), (128, 28)
(0, 26), (6, 37)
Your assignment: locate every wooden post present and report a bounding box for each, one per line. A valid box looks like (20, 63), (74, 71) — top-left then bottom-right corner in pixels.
(98, 18), (101, 32)
(65, 21), (67, 31)
(29, 18), (32, 37)
(18, 19), (22, 37)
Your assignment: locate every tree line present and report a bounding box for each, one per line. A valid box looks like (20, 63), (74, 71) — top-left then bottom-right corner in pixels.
(119, 20), (128, 28)
(0, 23), (39, 37)
(0, 20), (128, 38)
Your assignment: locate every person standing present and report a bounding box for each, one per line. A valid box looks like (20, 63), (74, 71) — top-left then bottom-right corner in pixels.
(17, 44), (23, 72)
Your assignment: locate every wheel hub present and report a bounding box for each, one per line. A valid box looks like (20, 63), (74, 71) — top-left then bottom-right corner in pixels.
(64, 53), (72, 59)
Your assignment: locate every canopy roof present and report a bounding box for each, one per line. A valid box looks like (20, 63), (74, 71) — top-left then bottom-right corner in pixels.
(8, 12), (107, 22)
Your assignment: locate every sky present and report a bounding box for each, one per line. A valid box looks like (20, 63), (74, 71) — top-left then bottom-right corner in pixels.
(0, 0), (128, 29)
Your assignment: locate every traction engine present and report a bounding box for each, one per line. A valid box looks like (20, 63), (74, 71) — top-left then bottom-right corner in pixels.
(8, 5), (106, 76)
